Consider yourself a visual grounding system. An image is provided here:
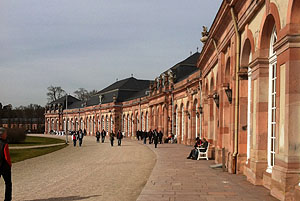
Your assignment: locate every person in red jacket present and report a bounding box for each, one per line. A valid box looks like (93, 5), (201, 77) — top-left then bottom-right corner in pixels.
(0, 127), (12, 201)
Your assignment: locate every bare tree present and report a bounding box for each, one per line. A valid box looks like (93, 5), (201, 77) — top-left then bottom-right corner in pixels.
(87, 89), (98, 98)
(74, 88), (88, 101)
(47, 86), (66, 103)
(74, 88), (98, 101)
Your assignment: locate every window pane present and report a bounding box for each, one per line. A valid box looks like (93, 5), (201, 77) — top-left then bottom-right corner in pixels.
(272, 110), (276, 121)
(271, 153), (274, 166)
(271, 138), (274, 151)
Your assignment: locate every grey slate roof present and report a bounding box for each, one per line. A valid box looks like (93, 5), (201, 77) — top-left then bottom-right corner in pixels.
(53, 53), (200, 110)
(48, 95), (80, 109)
(66, 77), (152, 109)
(163, 52), (200, 83)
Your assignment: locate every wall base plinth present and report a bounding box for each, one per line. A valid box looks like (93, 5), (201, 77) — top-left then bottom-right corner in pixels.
(270, 165), (300, 201)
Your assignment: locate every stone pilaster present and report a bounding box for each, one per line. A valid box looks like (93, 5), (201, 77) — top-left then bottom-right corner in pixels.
(244, 57), (269, 185)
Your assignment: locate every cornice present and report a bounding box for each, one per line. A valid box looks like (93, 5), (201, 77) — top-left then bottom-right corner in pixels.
(274, 34), (300, 56)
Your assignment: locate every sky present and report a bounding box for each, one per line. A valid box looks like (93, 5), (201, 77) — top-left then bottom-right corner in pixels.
(0, 0), (222, 108)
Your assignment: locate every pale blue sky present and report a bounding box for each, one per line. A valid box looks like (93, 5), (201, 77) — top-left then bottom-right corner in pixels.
(0, 0), (222, 107)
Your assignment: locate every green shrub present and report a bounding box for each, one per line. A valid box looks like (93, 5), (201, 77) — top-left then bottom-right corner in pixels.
(7, 128), (27, 143)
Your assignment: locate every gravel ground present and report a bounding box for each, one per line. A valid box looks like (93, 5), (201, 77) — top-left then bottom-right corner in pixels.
(0, 135), (156, 201)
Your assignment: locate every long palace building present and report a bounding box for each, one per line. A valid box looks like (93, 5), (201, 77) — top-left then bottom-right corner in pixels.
(45, 0), (300, 200)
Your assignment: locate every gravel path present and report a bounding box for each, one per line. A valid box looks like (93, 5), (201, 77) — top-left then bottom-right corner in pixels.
(0, 135), (156, 201)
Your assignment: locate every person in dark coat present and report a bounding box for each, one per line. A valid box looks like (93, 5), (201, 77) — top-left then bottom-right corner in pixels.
(136, 130), (140, 140)
(153, 129), (159, 148)
(78, 129), (84, 147)
(96, 130), (100, 143)
(0, 127), (12, 201)
(158, 131), (163, 144)
(110, 132), (115, 146)
(143, 131), (147, 144)
(101, 129), (106, 143)
(187, 137), (202, 159)
(199, 138), (208, 152)
(116, 130), (123, 146)
(148, 130), (152, 144)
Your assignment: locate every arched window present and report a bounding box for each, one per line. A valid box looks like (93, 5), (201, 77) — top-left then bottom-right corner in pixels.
(127, 115), (130, 135)
(136, 113), (139, 131)
(98, 119), (100, 132)
(63, 119), (66, 131)
(146, 112), (149, 131)
(141, 113), (144, 131)
(93, 117), (95, 134)
(89, 117), (93, 134)
(106, 116), (108, 131)
(122, 115), (125, 132)
(110, 116), (113, 132)
(48, 119), (51, 133)
(132, 115), (134, 134)
(75, 118), (78, 131)
(175, 107), (178, 139)
(66, 119), (69, 131)
(195, 102), (198, 138)
(71, 119), (73, 131)
(181, 106), (184, 142)
(267, 27), (277, 172)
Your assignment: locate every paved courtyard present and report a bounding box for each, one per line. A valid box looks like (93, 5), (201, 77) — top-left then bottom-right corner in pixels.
(0, 135), (156, 201)
(0, 135), (277, 201)
(137, 142), (278, 201)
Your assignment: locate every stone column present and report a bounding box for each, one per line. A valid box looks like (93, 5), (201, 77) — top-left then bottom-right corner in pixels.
(270, 34), (300, 200)
(168, 97), (173, 137)
(149, 106), (153, 130)
(178, 110), (182, 144)
(244, 57), (269, 185)
(163, 105), (168, 138)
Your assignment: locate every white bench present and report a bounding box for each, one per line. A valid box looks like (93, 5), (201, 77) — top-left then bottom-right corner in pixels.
(197, 143), (209, 160)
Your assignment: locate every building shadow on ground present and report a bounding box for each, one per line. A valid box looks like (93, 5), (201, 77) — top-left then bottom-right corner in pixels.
(24, 194), (101, 201)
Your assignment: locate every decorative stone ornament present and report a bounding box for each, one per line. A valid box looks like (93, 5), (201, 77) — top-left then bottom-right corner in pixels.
(200, 26), (209, 44)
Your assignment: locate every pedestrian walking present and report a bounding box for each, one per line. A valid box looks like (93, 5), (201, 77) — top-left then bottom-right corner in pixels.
(0, 127), (12, 201)
(101, 129), (106, 143)
(143, 131), (147, 144)
(96, 130), (100, 143)
(158, 131), (163, 144)
(153, 129), (159, 148)
(116, 130), (123, 146)
(72, 131), (77, 147)
(148, 130), (153, 144)
(110, 132), (115, 146)
(78, 130), (84, 147)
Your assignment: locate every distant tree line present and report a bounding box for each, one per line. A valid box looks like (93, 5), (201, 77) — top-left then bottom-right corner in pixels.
(0, 103), (44, 119)
(0, 103), (45, 134)
(46, 85), (98, 103)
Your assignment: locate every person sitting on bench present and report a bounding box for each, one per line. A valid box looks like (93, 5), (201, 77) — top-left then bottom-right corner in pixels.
(199, 138), (208, 152)
(187, 137), (202, 159)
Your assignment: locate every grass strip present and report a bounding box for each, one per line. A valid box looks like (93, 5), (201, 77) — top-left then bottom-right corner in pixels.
(10, 144), (68, 163)
(9, 136), (65, 147)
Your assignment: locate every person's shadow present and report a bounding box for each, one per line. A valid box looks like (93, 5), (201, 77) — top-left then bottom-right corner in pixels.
(24, 194), (101, 201)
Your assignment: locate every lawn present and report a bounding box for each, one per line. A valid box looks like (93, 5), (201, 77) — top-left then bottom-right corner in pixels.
(9, 136), (65, 147)
(8, 136), (67, 163)
(10, 144), (68, 163)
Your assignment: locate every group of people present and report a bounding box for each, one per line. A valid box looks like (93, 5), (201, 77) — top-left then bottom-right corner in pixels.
(136, 129), (163, 148)
(187, 137), (208, 160)
(71, 129), (85, 147)
(108, 130), (124, 146)
(95, 129), (107, 143)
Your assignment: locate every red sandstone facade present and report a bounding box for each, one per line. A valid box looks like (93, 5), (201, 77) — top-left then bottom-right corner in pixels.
(45, 0), (300, 200)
